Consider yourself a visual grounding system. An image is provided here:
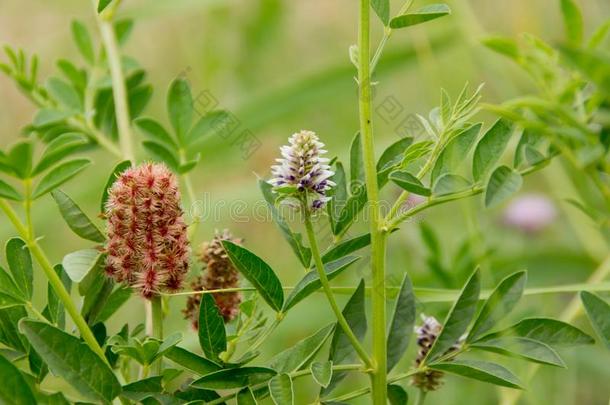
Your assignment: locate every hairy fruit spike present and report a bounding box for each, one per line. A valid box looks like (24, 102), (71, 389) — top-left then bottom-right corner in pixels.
(104, 162), (190, 298)
(269, 130), (335, 211)
(183, 229), (243, 328)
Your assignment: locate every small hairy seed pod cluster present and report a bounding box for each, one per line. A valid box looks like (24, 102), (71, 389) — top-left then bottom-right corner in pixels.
(105, 163), (190, 298)
(412, 316), (461, 392)
(269, 130), (335, 210)
(183, 230), (242, 328)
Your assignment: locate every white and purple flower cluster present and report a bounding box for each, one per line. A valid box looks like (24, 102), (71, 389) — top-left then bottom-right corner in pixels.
(270, 130), (335, 211)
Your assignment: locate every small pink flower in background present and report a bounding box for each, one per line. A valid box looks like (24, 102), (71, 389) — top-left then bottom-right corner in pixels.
(503, 193), (557, 234)
(104, 163), (190, 298)
(184, 230), (243, 329)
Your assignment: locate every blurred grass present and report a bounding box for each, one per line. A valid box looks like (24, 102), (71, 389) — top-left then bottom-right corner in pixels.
(1, 0), (610, 403)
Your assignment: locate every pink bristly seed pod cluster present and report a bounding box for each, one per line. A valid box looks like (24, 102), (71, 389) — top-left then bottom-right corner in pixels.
(104, 163), (190, 299)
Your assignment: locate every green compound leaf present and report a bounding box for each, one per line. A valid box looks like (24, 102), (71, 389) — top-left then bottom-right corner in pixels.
(311, 360), (332, 388)
(0, 353), (37, 405)
(51, 190), (105, 242)
(389, 170), (431, 196)
(387, 273), (416, 372)
(222, 240), (284, 312)
(431, 122), (481, 185)
(424, 269), (480, 364)
(198, 294), (227, 362)
(468, 271), (526, 342)
(269, 373), (294, 405)
(5, 238), (33, 300)
(283, 256), (359, 312)
(32, 158), (91, 199)
(0, 179), (21, 201)
(71, 21), (95, 64)
(485, 166), (522, 208)
(429, 359), (523, 389)
(471, 337), (566, 367)
(580, 291), (610, 350)
(19, 319), (121, 402)
(32, 133), (88, 176)
(191, 367), (276, 390)
(472, 118), (513, 182)
(268, 323), (334, 374)
(390, 4), (451, 29)
(167, 78), (193, 143)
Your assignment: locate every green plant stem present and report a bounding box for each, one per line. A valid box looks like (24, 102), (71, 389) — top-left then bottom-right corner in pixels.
(304, 210), (373, 368)
(150, 295), (164, 375)
(0, 198), (108, 364)
(97, 9), (135, 163)
(370, 0), (414, 73)
(23, 178), (34, 238)
(358, 1), (388, 402)
(416, 389), (428, 405)
(325, 368), (420, 402)
(500, 253), (610, 405)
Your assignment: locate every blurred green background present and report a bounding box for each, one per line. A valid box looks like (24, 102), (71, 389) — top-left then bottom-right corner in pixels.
(1, 0), (609, 403)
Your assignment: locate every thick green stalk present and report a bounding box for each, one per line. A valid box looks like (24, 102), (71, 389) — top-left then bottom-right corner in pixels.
(0, 199), (108, 363)
(304, 210), (372, 368)
(358, 0), (387, 402)
(151, 295), (164, 374)
(97, 9), (135, 163)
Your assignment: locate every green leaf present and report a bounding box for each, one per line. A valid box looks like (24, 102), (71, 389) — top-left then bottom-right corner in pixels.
(260, 180), (311, 267)
(387, 384), (408, 405)
(19, 319), (121, 402)
(387, 273), (416, 372)
(46, 264), (71, 328)
(482, 36), (520, 60)
(0, 266), (27, 304)
(389, 170), (431, 196)
(0, 179), (22, 201)
(0, 353), (37, 404)
(121, 376), (163, 402)
(472, 119), (513, 182)
(468, 271), (526, 342)
(32, 159), (91, 199)
(485, 318), (595, 347)
(6, 238), (33, 300)
(580, 291), (610, 350)
(114, 19), (134, 45)
(431, 123), (481, 184)
(97, 0), (112, 13)
(269, 373), (293, 405)
(236, 387), (258, 405)
(71, 21), (95, 64)
(142, 140), (180, 171)
(186, 110), (231, 147)
(377, 137), (414, 187)
(167, 78), (193, 142)
(268, 324), (334, 373)
(283, 256), (359, 312)
(432, 173), (471, 196)
(471, 337), (566, 367)
(222, 240), (284, 312)
(135, 118), (178, 149)
(321, 233), (370, 263)
(424, 269), (480, 364)
(32, 109), (72, 127)
(198, 294), (227, 361)
(371, 0), (390, 25)
(8, 141), (33, 179)
(33, 133), (88, 176)
(328, 161), (347, 228)
(46, 77), (81, 111)
(390, 4), (451, 29)
(100, 160), (131, 213)
(485, 166), (522, 208)
(95, 285), (132, 323)
(334, 185), (367, 236)
(0, 291), (25, 310)
(51, 190), (105, 242)
(165, 346), (222, 375)
(350, 132), (364, 190)
(311, 361), (332, 388)
(560, 0), (583, 44)
(62, 249), (102, 283)
(324, 280), (367, 394)
(429, 359), (523, 389)
(191, 367), (276, 390)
